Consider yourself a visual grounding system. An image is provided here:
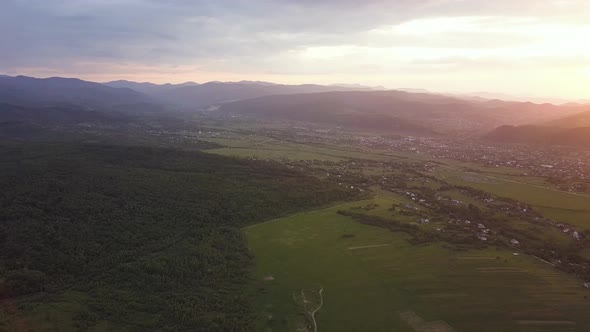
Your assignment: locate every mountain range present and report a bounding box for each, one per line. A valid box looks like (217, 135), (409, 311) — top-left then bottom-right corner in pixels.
(0, 75), (152, 110)
(1, 75), (590, 139)
(147, 81), (375, 109)
(217, 90), (588, 133)
(484, 110), (590, 146)
(104, 80), (200, 95)
(484, 125), (590, 147)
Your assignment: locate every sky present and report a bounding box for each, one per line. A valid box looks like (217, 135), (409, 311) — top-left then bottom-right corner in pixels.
(1, 0), (590, 99)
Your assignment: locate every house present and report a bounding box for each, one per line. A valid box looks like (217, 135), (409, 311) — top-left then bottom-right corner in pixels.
(477, 223), (486, 229)
(510, 239), (520, 245)
(584, 282), (590, 289)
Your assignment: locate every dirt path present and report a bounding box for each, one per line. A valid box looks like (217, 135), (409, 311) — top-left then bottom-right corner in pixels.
(348, 243), (392, 250)
(311, 288), (324, 332)
(241, 202), (353, 230)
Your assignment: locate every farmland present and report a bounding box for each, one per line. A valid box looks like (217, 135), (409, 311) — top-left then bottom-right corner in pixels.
(202, 126), (590, 232)
(438, 167), (590, 231)
(207, 123), (590, 331)
(245, 198), (590, 332)
(4, 119), (590, 331)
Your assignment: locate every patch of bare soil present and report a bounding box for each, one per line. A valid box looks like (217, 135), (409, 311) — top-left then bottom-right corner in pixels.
(517, 320), (576, 326)
(399, 310), (455, 332)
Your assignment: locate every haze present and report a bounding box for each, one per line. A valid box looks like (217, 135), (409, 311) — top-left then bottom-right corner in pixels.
(1, 0), (590, 99)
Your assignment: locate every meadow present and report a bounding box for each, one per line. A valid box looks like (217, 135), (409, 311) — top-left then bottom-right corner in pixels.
(245, 199), (590, 332)
(438, 167), (590, 231)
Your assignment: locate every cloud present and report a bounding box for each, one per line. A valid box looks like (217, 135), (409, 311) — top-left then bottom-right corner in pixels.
(0, 0), (589, 98)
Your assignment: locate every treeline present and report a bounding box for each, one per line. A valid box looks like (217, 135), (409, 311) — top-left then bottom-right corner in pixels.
(337, 210), (485, 248)
(0, 141), (357, 331)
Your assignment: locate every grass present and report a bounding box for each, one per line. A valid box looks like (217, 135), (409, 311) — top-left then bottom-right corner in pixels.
(208, 147), (345, 162)
(439, 168), (590, 230)
(203, 136), (411, 162)
(213, 128), (590, 229)
(245, 200), (590, 332)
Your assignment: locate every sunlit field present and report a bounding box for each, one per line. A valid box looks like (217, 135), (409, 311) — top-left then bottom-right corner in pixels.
(246, 200), (590, 332)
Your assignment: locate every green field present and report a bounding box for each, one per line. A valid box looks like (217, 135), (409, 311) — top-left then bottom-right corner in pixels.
(439, 167), (590, 230)
(203, 136), (414, 162)
(245, 200), (590, 332)
(213, 133), (590, 233)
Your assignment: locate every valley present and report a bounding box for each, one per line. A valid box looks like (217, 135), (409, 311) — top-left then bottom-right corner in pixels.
(3, 1), (590, 330)
(2, 75), (590, 331)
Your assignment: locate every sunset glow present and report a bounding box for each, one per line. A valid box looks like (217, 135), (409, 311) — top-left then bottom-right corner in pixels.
(1, 0), (589, 99)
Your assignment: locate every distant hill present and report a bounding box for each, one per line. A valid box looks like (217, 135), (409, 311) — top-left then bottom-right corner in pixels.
(217, 90), (584, 133)
(397, 88), (431, 94)
(2, 75), (586, 135)
(149, 81), (377, 108)
(484, 124), (590, 147)
(220, 93), (433, 134)
(452, 91), (584, 105)
(484, 125), (559, 144)
(485, 107), (590, 146)
(0, 102), (129, 140)
(0, 75), (155, 110)
(104, 80), (199, 95)
(0, 103), (128, 124)
(544, 110), (590, 128)
(102, 79), (378, 109)
(331, 83), (386, 90)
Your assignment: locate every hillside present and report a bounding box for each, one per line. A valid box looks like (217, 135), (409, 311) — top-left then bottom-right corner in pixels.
(151, 81), (375, 108)
(104, 80), (199, 95)
(0, 76), (156, 111)
(217, 91), (583, 132)
(545, 109), (590, 128)
(0, 103), (128, 124)
(485, 124), (590, 146)
(1, 75), (585, 135)
(103, 79), (378, 110)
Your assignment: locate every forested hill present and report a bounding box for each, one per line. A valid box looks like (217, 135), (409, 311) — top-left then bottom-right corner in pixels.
(484, 124), (590, 146)
(0, 142), (357, 331)
(216, 91), (584, 133)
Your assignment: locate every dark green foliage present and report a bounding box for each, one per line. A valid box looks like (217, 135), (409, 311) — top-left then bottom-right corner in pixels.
(337, 210), (483, 247)
(3, 269), (47, 296)
(0, 141), (355, 331)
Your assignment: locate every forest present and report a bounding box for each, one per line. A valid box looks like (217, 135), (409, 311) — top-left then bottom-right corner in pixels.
(0, 141), (356, 331)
